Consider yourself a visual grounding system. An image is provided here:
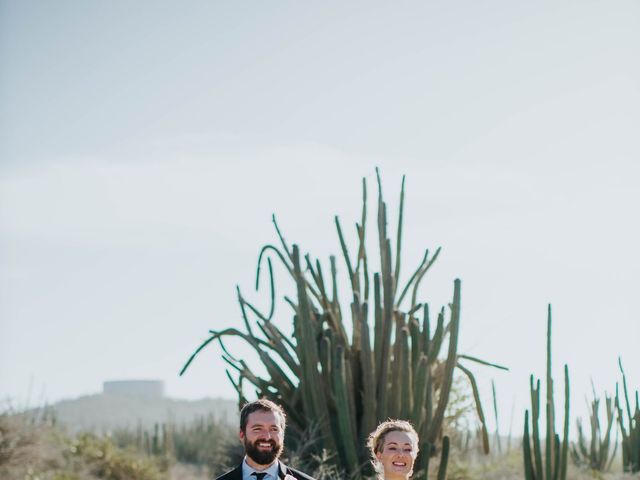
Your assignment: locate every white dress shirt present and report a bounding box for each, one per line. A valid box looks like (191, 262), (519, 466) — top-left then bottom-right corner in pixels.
(241, 456), (280, 480)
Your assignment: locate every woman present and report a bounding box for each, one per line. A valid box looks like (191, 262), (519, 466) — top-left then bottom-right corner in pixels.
(367, 420), (419, 480)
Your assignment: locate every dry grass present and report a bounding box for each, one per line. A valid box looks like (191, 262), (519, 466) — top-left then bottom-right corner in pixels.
(444, 448), (638, 480)
(168, 463), (211, 480)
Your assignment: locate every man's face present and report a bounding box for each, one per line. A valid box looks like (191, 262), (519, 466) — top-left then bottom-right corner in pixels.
(239, 410), (284, 466)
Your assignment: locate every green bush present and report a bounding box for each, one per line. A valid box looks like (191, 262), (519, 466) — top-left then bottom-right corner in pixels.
(67, 433), (168, 480)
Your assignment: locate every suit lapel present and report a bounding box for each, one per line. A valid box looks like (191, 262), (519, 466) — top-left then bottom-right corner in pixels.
(277, 460), (288, 479)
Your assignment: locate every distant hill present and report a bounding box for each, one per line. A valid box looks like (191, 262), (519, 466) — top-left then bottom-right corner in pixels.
(38, 394), (238, 433)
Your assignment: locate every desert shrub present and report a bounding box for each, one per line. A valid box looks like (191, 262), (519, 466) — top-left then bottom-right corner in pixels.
(110, 415), (236, 475)
(0, 413), (168, 480)
(67, 433), (168, 480)
(171, 416), (235, 475)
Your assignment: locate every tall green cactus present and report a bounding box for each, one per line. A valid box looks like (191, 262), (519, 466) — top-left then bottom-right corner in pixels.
(522, 305), (570, 480)
(616, 357), (640, 473)
(181, 170), (506, 475)
(570, 386), (617, 471)
(420, 435), (450, 480)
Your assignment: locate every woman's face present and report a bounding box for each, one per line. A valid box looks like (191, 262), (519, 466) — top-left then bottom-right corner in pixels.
(376, 430), (417, 479)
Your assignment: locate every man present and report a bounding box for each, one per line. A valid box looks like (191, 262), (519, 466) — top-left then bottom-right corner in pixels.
(216, 399), (316, 480)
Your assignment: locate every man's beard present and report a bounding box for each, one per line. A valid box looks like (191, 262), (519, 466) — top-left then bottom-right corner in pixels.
(244, 437), (283, 465)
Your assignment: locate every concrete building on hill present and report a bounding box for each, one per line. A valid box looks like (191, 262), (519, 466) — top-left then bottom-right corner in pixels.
(103, 380), (164, 397)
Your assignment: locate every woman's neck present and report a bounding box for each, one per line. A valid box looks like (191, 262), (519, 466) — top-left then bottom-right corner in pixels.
(383, 474), (410, 480)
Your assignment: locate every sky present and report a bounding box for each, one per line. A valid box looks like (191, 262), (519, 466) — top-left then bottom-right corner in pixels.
(1, 1), (639, 434)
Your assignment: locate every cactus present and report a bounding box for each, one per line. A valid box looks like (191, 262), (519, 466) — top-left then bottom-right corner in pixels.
(181, 170), (507, 475)
(569, 384), (617, 471)
(522, 305), (570, 480)
(616, 357), (640, 473)
(492, 379), (502, 454)
(420, 436), (450, 480)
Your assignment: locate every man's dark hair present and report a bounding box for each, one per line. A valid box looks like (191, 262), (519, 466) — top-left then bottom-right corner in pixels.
(239, 399), (287, 433)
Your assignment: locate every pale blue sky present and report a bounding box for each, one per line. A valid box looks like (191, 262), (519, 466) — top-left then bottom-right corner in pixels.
(1, 1), (639, 432)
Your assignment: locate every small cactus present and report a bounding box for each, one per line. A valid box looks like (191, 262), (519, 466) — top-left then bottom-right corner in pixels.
(522, 305), (570, 480)
(569, 384), (617, 471)
(616, 357), (640, 473)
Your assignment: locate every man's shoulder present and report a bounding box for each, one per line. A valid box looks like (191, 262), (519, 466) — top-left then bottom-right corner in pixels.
(214, 464), (242, 480)
(281, 464), (316, 480)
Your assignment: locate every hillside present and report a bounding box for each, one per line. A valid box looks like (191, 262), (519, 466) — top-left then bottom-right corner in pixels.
(35, 394), (238, 432)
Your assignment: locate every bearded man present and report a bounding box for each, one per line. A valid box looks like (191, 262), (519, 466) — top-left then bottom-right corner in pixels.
(216, 399), (316, 480)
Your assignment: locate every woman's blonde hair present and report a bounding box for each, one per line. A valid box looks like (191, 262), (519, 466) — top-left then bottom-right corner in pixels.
(367, 419), (419, 476)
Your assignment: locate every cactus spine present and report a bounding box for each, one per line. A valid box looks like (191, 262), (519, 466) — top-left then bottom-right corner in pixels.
(182, 170), (506, 476)
(522, 305), (570, 480)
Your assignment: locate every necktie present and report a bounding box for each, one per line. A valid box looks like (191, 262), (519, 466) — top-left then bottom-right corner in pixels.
(252, 473), (267, 480)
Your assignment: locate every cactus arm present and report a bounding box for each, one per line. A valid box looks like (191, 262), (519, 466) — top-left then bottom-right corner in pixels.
(312, 258), (331, 311)
(426, 279), (461, 444)
(254, 256), (276, 320)
(329, 255), (343, 322)
(377, 240), (394, 419)
(425, 365), (433, 436)
(523, 410), (536, 480)
(560, 364), (570, 480)
(292, 246), (324, 420)
(237, 286), (257, 336)
(422, 303), (431, 352)
(457, 362), (490, 454)
(409, 316), (422, 376)
(335, 215), (357, 295)
(457, 354), (509, 371)
(546, 307), (553, 478)
(361, 234), (370, 302)
(531, 377), (544, 480)
(598, 395), (614, 470)
(388, 313), (403, 417)
(606, 426), (619, 471)
(271, 214), (294, 261)
(545, 305), (554, 480)
(619, 357), (634, 433)
(436, 435), (450, 480)
(355, 177), (367, 276)
(332, 344), (359, 473)
(393, 175), (405, 298)
(400, 327), (412, 419)
(256, 322), (299, 373)
(179, 333), (220, 376)
(410, 248), (442, 312)
(319, 334), (335, 407)
(616, 384), (631, 470)
(359, 301), (376, 445)
(225, 370), (247, 408)
(552, 433), (561, 480)
(428, 308), (446, 362)
(304, 254), (326, 305)
(257, 243), (293, 280)
(420, 441), (431, 480)
(492, 379), (502, 453)
(416, 368), (433, 475)
(412, 355), (429, 428)
(396, 249), (429, 308)
(180, 327), (276, 376)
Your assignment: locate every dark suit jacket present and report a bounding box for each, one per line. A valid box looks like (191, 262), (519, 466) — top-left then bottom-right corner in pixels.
(215, 460), (316, 480)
